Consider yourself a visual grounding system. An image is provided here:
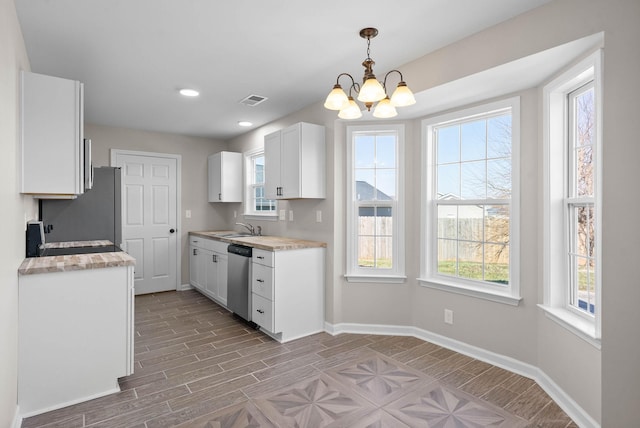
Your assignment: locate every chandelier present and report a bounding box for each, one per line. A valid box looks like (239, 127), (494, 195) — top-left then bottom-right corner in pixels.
(324, 28), (416, 119)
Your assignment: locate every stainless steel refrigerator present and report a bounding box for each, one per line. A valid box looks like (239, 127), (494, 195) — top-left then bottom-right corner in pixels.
(40, 167), (122, 246)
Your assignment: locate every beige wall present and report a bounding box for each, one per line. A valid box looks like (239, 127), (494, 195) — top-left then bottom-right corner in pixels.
(0, 0), (36, 425)
(227, 0), (640, 425)
(86, 123), (228, 285)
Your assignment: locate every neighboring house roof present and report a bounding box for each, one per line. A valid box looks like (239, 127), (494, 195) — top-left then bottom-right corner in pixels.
(356, 181), (392, 201)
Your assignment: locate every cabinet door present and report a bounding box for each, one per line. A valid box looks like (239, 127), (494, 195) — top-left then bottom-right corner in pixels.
(189, 245), (200, 289)
(216, 253), (228, 306)
(264, 130), (281, 200)
(204, 249), (217, 298)
(280, 124), (301, 198)
(21, 71), (84, 196)
(208, 153), (222, 202)
(208, 152), (242, 202)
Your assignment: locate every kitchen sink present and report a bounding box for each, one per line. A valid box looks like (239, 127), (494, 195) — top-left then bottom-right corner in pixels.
(219, 233), (253, 238)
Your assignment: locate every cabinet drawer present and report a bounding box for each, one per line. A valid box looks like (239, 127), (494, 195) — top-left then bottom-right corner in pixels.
(252, 249), (274, 267)
(252, 263), (274, 300)
(252, 293), (274, 333)
(189, 236), (203, 247)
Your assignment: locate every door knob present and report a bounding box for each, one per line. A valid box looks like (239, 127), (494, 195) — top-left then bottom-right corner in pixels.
(169, 228), (175, 233)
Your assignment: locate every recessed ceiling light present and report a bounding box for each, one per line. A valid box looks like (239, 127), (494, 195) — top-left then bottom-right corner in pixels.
(179, 88), (199, 97)
(238, 121), (253, 127)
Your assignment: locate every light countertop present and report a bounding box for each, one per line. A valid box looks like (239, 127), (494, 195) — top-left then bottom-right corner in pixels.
(19, 240), (135, 275)
(189, 231), (327, 251)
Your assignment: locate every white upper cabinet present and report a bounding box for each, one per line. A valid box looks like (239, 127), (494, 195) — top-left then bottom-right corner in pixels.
(208, 151), (242, 202)
(264, 122), (325, 200)
(20, 71), (85, 198)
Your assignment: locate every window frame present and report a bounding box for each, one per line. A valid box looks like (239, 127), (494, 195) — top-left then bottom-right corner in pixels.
(345, 124), (406, 283)
(540, 51), (602, 347)
(243, 147), (277, 220)
(420, 97), (521, 306)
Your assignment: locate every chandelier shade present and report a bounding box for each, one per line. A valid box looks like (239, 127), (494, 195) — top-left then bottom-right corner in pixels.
(324, 84), (349, 110)
(324, 27), (416, 119)
(338, 97), (363, 119)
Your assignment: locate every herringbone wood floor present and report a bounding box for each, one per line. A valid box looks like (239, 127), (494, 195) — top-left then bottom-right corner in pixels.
(22, 290), (575, 427)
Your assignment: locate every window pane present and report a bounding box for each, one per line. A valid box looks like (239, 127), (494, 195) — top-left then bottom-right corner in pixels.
(461, 120), (486, 162)
(485, 205), (509, 244)
(437, 205), (457, 239)
(355, 170), (375, 201)
(254, 156), (265, 184)
(376, 135), (396, 168)
(485, 244), (509, 284)
(576, 146), (594, 197)
(487, 158), (511, 199)
(458, 241), (483, 280)
(576, 88), (595, 147)
(437, 238), (457, 276)
(487, 114), (512, 159)
(461, 160), (486, 199)
(437, 125), (460, 164)
(358, 207), (376, 235)
(358, 236), (375, 267)
(355, 135), (375, 168)
(375, 207), (393, 236)
(376, 169), (396, 199)
(376, 236), (393, 268)
(458, 205), (483, 241)
(437, 163), (459, 199)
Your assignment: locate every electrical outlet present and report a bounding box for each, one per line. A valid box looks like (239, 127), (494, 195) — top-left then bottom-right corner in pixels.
(289, 210), (294, 221)
(279, 209), (286, 221)
(444, 309), (454, 325)
(316, 210), (322, 223)
(185, 209), (191, 218)
(233, 210), (237, 219)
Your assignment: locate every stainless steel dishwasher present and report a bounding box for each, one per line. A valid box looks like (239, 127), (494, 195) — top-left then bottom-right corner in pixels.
(227, 244), (253, 323)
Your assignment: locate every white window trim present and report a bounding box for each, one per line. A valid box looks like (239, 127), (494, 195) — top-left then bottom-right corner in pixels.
(345, 124), (406, 283)
(419, 97), (521, 306)
(540, 50), (602, 347)
(243, 147), (277, 220)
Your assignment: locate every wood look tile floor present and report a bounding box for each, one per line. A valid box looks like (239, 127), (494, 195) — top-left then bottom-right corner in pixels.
(22, 290), (576, 428)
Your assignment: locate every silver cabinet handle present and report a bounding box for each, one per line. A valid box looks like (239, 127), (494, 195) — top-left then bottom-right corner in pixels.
(256, 279), (264, 283)
(257, 256), (264, 260)
(256, 309), (264, 314)
(193, 248), (198, 255)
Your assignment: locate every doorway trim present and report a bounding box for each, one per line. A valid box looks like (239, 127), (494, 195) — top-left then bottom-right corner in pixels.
(110, 149), (182, 291)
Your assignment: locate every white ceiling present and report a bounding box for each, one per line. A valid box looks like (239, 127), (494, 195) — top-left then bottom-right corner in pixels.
(15, 0), (553, 141)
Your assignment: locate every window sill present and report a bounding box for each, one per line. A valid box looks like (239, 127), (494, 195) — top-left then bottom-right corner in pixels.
(345, 274), (407, 284)
(538, 304), (601, 349)
(418, 277), (522, 306)
(243, 214), (278, 222)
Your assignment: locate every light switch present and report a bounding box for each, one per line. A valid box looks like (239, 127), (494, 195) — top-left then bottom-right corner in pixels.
(279, 209), (286, 221)
(289, 210), (294, 221)
(185, 209), (191, 218)
(316, 210), (322, 223)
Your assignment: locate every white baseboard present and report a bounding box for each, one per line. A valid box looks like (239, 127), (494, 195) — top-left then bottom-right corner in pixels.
(325, 321), (599, 428)
(11, 405), (22, 428)
(178, 283), (193, 291)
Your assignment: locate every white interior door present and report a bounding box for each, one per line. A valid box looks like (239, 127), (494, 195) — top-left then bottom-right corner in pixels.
(112, 151), (179, 295)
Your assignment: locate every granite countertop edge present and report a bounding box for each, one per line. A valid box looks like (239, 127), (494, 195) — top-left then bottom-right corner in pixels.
(189, 231), (327, 251)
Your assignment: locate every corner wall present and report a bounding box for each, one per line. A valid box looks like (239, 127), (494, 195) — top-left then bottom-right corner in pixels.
(0, 0), (37, 426)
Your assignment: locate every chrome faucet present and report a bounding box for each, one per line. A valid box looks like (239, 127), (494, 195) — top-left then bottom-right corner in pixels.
(235, 222), (260, 236)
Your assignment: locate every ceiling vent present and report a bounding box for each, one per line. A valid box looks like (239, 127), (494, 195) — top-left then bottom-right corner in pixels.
(239, 94), (268, 107)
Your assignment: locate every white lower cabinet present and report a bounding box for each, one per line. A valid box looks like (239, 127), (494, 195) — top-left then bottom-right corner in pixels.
(18, 265), (134, 416)
(251, 247), (325, 342)
(190, 236), (228, 306)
